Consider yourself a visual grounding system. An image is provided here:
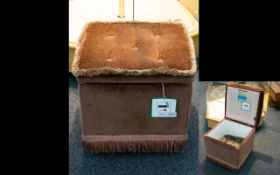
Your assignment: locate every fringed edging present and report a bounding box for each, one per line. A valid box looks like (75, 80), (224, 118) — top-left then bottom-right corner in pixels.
(82, 135), (187, 153)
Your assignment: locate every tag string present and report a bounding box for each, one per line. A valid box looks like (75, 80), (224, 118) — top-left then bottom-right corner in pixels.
(162, 83), (166, 98)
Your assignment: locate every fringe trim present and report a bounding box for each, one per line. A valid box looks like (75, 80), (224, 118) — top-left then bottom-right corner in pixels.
(82, 135), (187, 153)
(72, 21), (196, 77)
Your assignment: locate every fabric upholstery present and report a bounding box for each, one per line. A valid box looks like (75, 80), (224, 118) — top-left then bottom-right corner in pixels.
(72, 22), (196, 77)
(73, 21), (196, 152)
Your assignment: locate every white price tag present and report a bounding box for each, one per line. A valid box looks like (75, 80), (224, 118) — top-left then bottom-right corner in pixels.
(241, 102), (251, 111)
(151, 98), (177, 118)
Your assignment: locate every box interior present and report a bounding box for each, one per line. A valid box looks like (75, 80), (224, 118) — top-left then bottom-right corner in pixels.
(206, 119), (253, 141)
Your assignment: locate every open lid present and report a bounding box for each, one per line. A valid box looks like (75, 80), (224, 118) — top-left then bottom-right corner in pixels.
(225, 82), (264, 127)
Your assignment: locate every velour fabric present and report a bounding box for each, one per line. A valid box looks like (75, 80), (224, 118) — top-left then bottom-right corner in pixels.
(72, 22), (196, 77)
(74, 21), (196, 152)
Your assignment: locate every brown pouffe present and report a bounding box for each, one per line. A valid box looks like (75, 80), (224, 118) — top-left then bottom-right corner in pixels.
(72, 21), (196, 153)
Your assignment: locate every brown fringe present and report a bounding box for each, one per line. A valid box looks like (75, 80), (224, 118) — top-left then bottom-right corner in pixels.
(82, 135), (186, 153)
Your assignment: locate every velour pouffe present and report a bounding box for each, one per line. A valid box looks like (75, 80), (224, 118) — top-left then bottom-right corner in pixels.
(72, 21), (196, 153)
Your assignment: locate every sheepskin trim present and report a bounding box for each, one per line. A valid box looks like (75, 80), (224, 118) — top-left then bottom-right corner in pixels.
(72, 21), (196, 77)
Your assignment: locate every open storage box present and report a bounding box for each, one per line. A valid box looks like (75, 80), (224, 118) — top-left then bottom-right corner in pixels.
(204, 82), (264, 170)
(205, 82), (269, 128)
(73, 21), (196, 153)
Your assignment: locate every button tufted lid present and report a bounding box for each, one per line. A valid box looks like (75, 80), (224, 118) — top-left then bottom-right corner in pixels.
(72, 22), (196, 77)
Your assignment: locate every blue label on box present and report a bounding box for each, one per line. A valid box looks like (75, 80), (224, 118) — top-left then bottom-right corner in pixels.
(238, 95), (247, 102)
(237, 89), (248, 102)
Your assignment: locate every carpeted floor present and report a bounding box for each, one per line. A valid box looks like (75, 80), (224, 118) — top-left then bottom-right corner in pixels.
(69, 74), (280, 175)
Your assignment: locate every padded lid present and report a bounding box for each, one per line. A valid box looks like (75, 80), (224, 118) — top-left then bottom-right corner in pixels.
(72, 22), (196, 77)
(225, 82), (264, 127)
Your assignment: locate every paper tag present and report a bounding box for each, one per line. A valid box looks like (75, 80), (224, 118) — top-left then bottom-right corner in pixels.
(241, 102), (251, 111)
(237, 89), (248, 102)
(151, 98), (177, 118)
